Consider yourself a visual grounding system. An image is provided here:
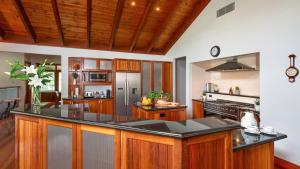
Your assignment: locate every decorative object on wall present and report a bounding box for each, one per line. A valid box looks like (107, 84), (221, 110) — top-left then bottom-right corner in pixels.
(285, 54), (299, 83)
(210, 45), (221, 57)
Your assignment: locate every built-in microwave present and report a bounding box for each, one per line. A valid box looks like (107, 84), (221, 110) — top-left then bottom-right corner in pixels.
(89, 72), (109, 82)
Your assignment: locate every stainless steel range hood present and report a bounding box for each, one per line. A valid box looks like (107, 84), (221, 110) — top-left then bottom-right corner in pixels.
(206, 58), (255, 72)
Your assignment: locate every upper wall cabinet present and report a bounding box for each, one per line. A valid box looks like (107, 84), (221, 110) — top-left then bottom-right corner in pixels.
(83, 59), (98, 70)
(141, 61), (173, 96)
(115, 59), (141, 72)
(82, 58), (113, 71)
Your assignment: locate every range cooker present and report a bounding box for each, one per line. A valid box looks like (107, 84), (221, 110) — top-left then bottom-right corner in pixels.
(204, 99), (259, 121)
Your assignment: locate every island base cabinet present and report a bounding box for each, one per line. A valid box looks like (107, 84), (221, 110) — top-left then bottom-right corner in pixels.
(121, 131), (232, 169)
(233, 143), (274, 169)
(43, 120), (75, 169)
(15, 116), (42, 169)
(77, 125), (120, 169)
(16, 115), (276, 169)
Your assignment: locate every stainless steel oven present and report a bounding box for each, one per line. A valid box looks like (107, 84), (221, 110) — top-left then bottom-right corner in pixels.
(89, 72), (108, 82)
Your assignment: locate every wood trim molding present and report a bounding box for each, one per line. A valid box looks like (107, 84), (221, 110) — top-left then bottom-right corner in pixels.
(51, 0), (64, 45)
(129, 0), (155, 52)
(86, 0), (92, 48)
(275, 156), (300, 169)
(12, 0), (37, 43)
(109, 0), (125, 49)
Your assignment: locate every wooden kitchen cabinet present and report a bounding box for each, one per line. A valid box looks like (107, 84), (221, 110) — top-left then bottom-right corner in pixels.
(128, 60), (141, 72)
(83, 58), (99, 70)
(77, 125), (120, 169)
(100, 99), (114, 115)
(141, 61), (173, 96)
(114, 59), (141, 72)
(88, 100), (100, 113)
(63, 99), (114, 114)
(87, 99), (114, 114)
(192, 100), (204, 119)
(115, 59), (128, 71)
(162, 62), (173, 95)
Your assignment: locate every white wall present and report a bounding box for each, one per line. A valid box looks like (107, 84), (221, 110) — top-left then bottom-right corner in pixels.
(166, 0), (300, 165)
(0, 52), (26, 105)
(0, 43), (171, 97)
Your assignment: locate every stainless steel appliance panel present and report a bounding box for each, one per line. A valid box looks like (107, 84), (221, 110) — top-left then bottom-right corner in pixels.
(153, 62), (162, 91)
(126, 73), (141, 115)
(116, 73), (127, 115)
(142, 62), (151, 96)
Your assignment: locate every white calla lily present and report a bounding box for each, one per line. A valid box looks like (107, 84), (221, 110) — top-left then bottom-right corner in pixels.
(28, 75), (44, 87)
(21, 65), (37, 75)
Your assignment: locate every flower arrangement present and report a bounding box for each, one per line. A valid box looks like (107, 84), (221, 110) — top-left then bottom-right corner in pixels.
(6, 60), (53, 108)
(147, 91), (170, 103)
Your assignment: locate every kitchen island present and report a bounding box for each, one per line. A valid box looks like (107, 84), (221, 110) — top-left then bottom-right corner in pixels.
(12, 104), (286, 169)
(132, 102), (187, 121)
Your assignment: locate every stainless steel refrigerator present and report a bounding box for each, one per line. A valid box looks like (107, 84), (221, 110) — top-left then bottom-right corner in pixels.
(115, 72), (141, 115)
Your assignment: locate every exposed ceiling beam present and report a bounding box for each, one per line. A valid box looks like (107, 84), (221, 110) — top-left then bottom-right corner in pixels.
(51, 0), (64, 45)
(12, 0), (36, 43)
(146, 1), (180, 53)
(87, 0), (91, 48)
(109, 0), (125, 49)
(129, 0), (155, 52)
(0, 28), (4, 40)
(162, 0), (210, 54)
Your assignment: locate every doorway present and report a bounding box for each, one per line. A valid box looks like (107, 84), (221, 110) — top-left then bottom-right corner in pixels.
(175, 57), (186, 105)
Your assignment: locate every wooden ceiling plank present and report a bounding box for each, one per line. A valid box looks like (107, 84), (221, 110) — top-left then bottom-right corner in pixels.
(12, 0), (36, 43)
(146, 1), (181, 53)
(51, 0), (64, 45)
(129, 0), (155, 52)
(0, 28), (4, 40)
(162, 0), (210, 54)
(109, 0), (125, 49)
(87, 0), (91, 48)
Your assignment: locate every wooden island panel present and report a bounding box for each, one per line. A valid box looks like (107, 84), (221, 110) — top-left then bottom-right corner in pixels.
(15, 116), (42, 169)
(132, 105), (187, 121)
(15, 114), (278, 169)
(187, 131), (232, 169)
(233, 143), (274, 169)
(121, 131), (182, 169)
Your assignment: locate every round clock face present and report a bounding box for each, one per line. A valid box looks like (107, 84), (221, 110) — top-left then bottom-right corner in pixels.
(286, 67), (298, 77)
(210, 46), (220, 57)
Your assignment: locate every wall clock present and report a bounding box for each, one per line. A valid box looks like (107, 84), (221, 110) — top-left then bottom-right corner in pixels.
(210, 46), (221, 57)
(286, 54), (299, 83)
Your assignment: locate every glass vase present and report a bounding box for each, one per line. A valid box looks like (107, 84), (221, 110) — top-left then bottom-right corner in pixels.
(31, 86), (41, 110)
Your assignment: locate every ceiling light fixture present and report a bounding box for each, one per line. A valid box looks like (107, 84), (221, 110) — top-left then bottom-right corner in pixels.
(131, 2), (136, 6)
(156, 7), (160, 11)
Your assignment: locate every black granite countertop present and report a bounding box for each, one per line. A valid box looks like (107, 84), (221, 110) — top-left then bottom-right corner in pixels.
(232, 129), (287, 151)
(11, 104), (239, 139)
(134, 102), (187, 111)
(11, 104), (287, 148)
(62, 97), (113, 100)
